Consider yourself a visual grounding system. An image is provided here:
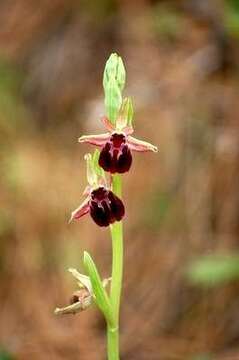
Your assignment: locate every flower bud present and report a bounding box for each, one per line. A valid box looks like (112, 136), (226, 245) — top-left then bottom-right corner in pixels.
(103, 53), (126, 92)
(103, 53), (126, 124)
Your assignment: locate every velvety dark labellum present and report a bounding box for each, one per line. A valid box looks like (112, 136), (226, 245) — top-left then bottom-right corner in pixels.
(99, 133), (132, 173)
(89, 187), (125, 227)
(108, 191), (125, 221)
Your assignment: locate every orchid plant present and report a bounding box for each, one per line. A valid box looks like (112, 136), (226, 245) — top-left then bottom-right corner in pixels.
(55, 53), (158, 359)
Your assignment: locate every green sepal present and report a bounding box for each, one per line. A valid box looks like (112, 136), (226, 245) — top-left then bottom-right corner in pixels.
(84, 153), (97, 186)
(84, 251), (115, 327)
(103, 53), (126, 92)
(85, 150), (106, 187)
(116, 97), (134, 130)
(92, 149), (105, 180)
(68, 268), (92, 293)
(125, 97), (134, 127)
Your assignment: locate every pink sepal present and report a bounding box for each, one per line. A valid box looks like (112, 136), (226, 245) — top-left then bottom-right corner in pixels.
(78, 133), (111, 147)
(69, 197), (90, 223)
(101, 116), (115, 132)
(82, 185), (91, 196)
(127, 136), (158, 152)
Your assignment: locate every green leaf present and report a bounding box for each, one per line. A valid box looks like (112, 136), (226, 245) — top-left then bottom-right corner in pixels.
(84, 251), (115, 327)
(225, 5), (239, 38)
(187, 255), (239, 287)
(0, 350), (14, 360)
(104, 77), (122, 124)
(191, 354), (212, 360)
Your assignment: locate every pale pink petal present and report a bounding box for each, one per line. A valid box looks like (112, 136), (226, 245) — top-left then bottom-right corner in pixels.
(78, 133), (111, 147)
(127, 136), (158, 152)
(69, 197), (90, 223)
(101, 116), (115, 132)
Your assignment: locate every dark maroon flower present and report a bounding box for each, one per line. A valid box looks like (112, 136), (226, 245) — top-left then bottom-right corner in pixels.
(70, 186), (125, 227)
(99, 133), (132, 173)
(79, 116), (158, 174)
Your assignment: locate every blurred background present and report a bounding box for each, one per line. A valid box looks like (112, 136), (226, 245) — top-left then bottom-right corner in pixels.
(1, 0), (239, 359)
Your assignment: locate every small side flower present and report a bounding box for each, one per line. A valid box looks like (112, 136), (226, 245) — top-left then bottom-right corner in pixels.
(54, 269), (92, 315)
(69, 150), (125, 227)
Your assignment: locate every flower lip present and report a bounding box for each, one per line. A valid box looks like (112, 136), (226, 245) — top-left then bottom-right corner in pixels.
(89, 186), (125, 227)
(70, 185), (125, 227)
(99, 132), (132, 174)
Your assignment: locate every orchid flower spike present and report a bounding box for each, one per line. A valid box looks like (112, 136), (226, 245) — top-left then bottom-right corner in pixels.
(79, 98), (158, 174)
(69, 151), (125, 227)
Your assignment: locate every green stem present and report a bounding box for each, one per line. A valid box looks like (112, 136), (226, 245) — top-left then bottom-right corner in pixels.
(107, 174), (123, 360)
(107, 325), (119, 360)
(110, 220), (123, 320)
